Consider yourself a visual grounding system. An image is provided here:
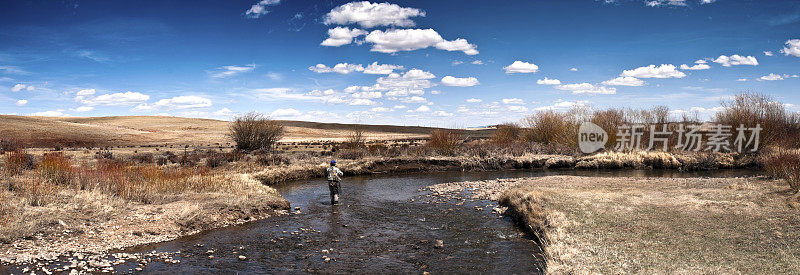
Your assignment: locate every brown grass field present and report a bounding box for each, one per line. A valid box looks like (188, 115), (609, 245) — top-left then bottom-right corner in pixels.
(0, 115), (491, 147)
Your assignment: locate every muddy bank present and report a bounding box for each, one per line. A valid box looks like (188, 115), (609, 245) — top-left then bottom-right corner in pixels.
(253, 151), (759, 186)
(428, 175), (800, 274)
(0, 173), (289, 273)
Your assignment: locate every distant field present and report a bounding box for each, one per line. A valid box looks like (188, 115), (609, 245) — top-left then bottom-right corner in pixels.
(0, 115), (492, 147)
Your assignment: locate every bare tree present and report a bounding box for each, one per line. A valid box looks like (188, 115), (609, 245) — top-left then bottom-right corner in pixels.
(229, 112), (284, 152)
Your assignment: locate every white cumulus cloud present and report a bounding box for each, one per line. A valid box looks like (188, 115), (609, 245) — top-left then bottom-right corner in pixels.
(15, 99), (27, 106)
(782, 39), (800, 58)
(556, 83), (617, 95)
(245, 0), (280, 18)
(602, 76), (645, 86)
(502, 98), (524, 105)
(308, 63), (365, 74)
(712, 55), (758, 67)
(209, 64), (256, 78)
(11, 84), (25, 92)
(79, 91), (150, 106)
(466, 98), (482, 103)
(679, 63), (710, 70)
(441, 76), (479, 87)
(503, 61), (539, 74)
(321, 27), (368, 47)
(363, 62), (404, 74)
(537, 77), (561, 85)
(759, 73), (784, 81)
(323, 1), (425, 28)
(622, 64), (686, 78)
(136, 96), (213, 111)
(364, 29), (478, 55)
(271, 108), (302, 117)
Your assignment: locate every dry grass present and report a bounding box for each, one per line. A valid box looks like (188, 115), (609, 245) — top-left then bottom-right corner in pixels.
(498, 176), (800, 274)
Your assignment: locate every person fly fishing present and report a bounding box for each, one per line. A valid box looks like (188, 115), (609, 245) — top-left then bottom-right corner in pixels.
(326, 160), (344, 205)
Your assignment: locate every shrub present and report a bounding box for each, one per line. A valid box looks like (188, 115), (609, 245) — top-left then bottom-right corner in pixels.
(130, 153), (155, 164)
(522, 111), (578, 147)
(229, 112), (284, 152)
(36, 152), (73, 185)
(343, 127), (366, 149)
(205, 152), (229, 168)
(256, 154), (291, 166)
(591, 108), (625, 149)
(761, 148), (800, 192)
(491, 123), (523, 145)
(5, 148), (35, 175)
(715, 93), (800, 148)
(337, 149), (366, 160)
(427, 129), (463, 156)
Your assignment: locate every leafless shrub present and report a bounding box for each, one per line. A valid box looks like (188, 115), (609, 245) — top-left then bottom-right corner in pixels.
(491, 123), (523, 145)
(761, 148), (800, 192)
(427, 129), (463, 156)
(715, 93), (800, 148)
(343, 126), (366, 149)
(229, 112), (284, 152)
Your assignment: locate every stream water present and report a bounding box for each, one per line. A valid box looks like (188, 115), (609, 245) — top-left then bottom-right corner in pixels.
(117, 169), (760, 274)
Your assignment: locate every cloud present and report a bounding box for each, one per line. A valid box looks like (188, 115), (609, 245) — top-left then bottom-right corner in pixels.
(270, 108), (301, 117)
(209, 64), (256, 78)
(712, 55), (758, 67)
(534, 99), (590, 111)
(15, 99), (27, 106)
(602, 76), (645, 86)
(364, 29), (478, 55)
(433, 110), (453, 117)
(759, 73), (784, 81)
(266, 72), (283, 81)
(10, 84), (25, 92)
(411, 105), (430, 112)
(79, 91), (150, 106)
(401, 96), (427, 103)
(570, 67), (579, 71)
(556, 83), (617, 94)
(503, 61), (539, 74)
(645, 0), (687, 6)
(321, 27), (368, 47)
(351, 91), (382, 99)
(502, 98), (524, 105)
(764, 51), (774, 56)
(30, 110), (68, 117)
(251, 88), (325, 102)
(75, 106), (93, 112)
(323, 1), (425, 28)
(350, 98), (379, 106)
(622, 64), (686, 78)
(537, 77), (562, 85)
(363, 62), (404, 74)
(0, 66), (28, 75)
(471, 60), (484, 65)
(430, 90), (441, 95)
(76, 50), (110, 63)
(308, 63), (364, 74)
(135, 95), (213, 111)
(370, 107), (391, 112)
(782, 39), (800, 58)
(679, 63), (710, 70)
(441, 76), (479, 87)
(213, 108), (234, 116)
(466, 98), (482, 103)
(507, 106), (528, 113)
(245, 0), (280, 18)
(736, 78), (748, 82)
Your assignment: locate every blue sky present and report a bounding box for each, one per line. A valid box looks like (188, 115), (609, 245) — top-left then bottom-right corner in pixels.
(1, 0), (799, 127)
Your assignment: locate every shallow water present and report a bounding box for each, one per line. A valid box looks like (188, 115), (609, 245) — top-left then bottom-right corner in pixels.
(2, 169), (763, 274)
(119, 169), (761, 274)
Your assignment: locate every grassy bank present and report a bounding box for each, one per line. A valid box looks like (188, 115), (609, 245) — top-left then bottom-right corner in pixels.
(496, 176), (800, 274)
(0, 152), (288, 264)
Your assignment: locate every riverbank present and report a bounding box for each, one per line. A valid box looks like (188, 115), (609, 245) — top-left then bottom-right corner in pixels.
(428, 176), (800, 274)
(0, 172), (289, 271)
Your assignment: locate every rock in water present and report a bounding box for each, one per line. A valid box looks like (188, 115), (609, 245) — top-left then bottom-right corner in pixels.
(434, 240), (444, 249)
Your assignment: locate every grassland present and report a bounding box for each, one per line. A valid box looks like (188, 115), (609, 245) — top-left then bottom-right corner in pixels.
(429, 176), (800, 274)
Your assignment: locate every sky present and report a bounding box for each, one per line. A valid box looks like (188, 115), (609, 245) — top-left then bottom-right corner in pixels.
(1, 0), (799, 127)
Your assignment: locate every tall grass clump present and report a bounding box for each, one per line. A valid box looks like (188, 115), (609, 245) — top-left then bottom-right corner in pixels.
(427, 129), (463, 156)
(229, 112), (284, 152)
(716, 93), (800, 148)
(5, 148), (35, 176)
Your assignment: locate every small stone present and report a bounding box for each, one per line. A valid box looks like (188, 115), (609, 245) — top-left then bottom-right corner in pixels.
(206, 250), (214, 254)
(238, 255), (247, 261)
(434, 240), (444, 249)
(208, 255), (215, 259)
